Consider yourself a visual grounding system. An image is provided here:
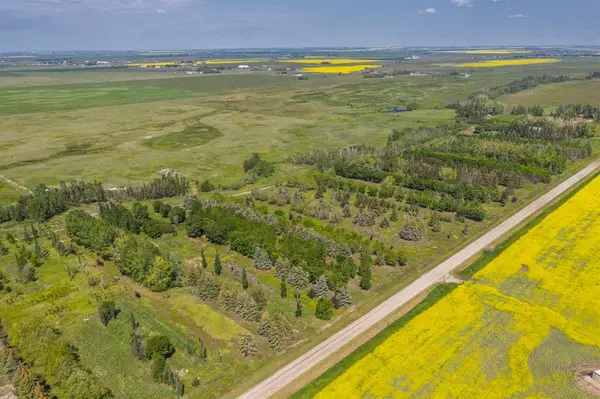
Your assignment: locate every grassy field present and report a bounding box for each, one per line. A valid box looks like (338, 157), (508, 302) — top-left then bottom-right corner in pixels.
(0, 180), (21, 205)
(301, 174), (600, 399)
(0, 67), (184, 88)
(2, 59), (598, 189)
(500, 79), (600, 107)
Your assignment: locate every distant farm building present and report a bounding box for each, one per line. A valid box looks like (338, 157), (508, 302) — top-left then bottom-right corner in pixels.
(238, 65), (250, 69)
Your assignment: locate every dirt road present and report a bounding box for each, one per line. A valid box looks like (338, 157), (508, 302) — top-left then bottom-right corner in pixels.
(238, 159), (600, 399)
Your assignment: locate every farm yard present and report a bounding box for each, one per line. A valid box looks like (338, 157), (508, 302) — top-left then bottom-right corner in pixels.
(1, 48), (600, 399)
(302, 173), (600, 399)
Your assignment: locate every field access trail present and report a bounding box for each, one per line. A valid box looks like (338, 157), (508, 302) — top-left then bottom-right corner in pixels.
(238, 158), (600, 399)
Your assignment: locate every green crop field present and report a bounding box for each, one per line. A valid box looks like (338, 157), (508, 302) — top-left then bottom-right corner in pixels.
(1, 51), (599, 399)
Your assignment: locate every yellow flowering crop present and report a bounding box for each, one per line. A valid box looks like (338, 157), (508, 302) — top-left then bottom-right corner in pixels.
(195, 58), (269, 65)
(128, 62), (180, 67)
(316, 175), (600, 398)
(301, 65), (382, 74)
(442, 50), (532, 54)
(280, 58), (379, 65)
(457, 58), (560, 67)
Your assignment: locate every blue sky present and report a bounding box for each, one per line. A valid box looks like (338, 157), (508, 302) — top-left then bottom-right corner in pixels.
(1, 0), (599, 51)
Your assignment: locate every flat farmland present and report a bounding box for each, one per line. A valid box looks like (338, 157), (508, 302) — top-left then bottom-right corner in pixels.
(0, 73), (475, 188)
(2, 55), (600, 399)
(4, 60), (597, 189)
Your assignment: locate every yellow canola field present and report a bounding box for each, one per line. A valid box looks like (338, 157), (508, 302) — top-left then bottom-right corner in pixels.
(457, 58), (560, 67)
(301, 65), (382, 74)
(128, 62), (180, 67)
(280, 58), (379, 64)
(196, 58), (269, 64)
(316, 175), (600, 398)
(442, 49), (532, 54)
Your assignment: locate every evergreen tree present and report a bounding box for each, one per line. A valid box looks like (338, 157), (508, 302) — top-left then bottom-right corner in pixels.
(429, 211), (441, 232)
(201, 248), (208, 269)
(286, 265), (310, 289)
(258, 313), (294, 350)
(195, 271), (221, 300)
(359, 266), (372, 290)
(253, 247), (273, 270)
(399, 215), (423, 241)
(249, 287), (267, 311)
(390, 207), (398, 222)
(358, 251), (373, 290)
(239, 334), (258, 357)
(241, 268), (249, 290)
(315, 184), (324, 199)
(462, 223), (470, 235)
(379, 217), (390, 229)
(342, 205), (351, 218)
(214, 252), (222, 276)
(309, 275), (329, 298)
(187, 267), (198, 286)
(333, 290), (352, 309)
(274, 257), (291, 279)
(280, 279), (287, 298)
(295, 299), (302, 318)
(315, 298), (334, 320)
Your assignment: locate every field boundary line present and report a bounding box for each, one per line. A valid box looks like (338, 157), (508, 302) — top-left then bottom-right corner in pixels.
(0, 174), (32, 194)
(237, 158), (600, 399)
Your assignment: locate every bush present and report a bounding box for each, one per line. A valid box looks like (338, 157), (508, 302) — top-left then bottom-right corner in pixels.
(145, 335), (176, 359)
(199, 180), (216, 192)
(169, 206), (186, 225)
(159, 203), (172, 218)
(142, 219), (164, 238)
(315, 298), (334, 320)
(457, 204), (486, 222)
(98, 300), (117, 326)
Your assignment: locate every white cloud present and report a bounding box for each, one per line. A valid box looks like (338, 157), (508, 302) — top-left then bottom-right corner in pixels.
(418, 8), (437, 14)
(508, 13), (525, 18)
(450, 0), (473, 7)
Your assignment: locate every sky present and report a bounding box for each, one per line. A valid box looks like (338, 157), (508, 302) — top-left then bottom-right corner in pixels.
(1, 0), (599, 52)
